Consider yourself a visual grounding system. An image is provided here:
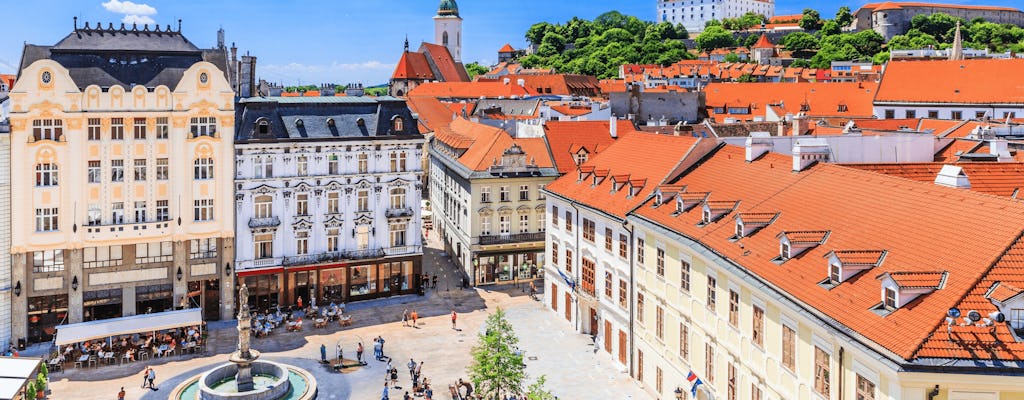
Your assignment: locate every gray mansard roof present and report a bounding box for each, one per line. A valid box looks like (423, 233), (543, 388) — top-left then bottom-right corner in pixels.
(18, 24), (229, 90)
(234, 96), (420, 143)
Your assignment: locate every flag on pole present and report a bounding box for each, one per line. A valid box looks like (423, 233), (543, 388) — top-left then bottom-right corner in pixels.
(686, 371), (703, 397)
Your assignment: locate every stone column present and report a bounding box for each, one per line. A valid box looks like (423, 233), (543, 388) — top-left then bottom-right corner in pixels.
(172, 241), (188, 310)
(10, 254), (27, 347)
(67, 249), (84, 324)
(122, 285), (136, 317)
(220, 237), (235, 320)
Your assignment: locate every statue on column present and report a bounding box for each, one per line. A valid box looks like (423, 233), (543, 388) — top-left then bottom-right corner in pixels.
(237, 284), (252, 359)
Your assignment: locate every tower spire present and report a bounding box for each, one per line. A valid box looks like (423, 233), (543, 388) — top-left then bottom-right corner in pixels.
(949, 21), (964, 61)
(404, 35), (409, 52)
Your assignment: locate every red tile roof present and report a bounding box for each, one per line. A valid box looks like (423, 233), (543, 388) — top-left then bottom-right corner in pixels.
(884, 271), (948, 289)
(631, 144), (1024, 361)
(420, 43), (471, 82)
(846, 162), (1024, 198)
(832, 250), (887, 266)
(499, 43), (515, 53)
(543, 120), (638, 174)
(860, 2), (1021, 12)
(392, 51), (435, 80)
(704, 82), (877, 122)
(433, 118), (555, 172)
(480, 74), (600, 97)
(408, 81), (531, 99)
(876, 59), (1024, 105)
(752, 34), (774, 49)
(545, 133), (702, 218)
(407, 96), (457, 133)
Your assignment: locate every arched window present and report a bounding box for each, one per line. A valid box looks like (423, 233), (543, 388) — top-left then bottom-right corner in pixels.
(443, 31), (449, 46)
(356, 118), (366, 127)
(390, 188), (406, 209)
(392, 117), (404, 132)
(327, 118), (335, 128)
(256, 118), (269, 135)
(35, 163), (58, 187)
(193, 158), (214, 180)
(254, 195), (273, 219)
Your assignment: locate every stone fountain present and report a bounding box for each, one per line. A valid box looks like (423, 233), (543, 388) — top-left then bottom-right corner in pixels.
(229, 284), (260, 392)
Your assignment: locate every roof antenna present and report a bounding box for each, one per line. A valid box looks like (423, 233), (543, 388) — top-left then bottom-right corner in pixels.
(73, 16), (78, 30)
(404, 35), (409, 52)
(178, 19), (182, 33)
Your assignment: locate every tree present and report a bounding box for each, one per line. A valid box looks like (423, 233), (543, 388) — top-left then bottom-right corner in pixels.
(526, 376), (556, 400)
(799, 8), (823, 31)
(526, 22), (553, 45)
(468, 308), (526, 400)
(724, 53), (742, 63)
(695, 26), (736, 51)
(887, 29), (938, 50)
(541, 32), (568, 53)
(783, 31), (819, 52)
(835, 6), (854, 28)
(737, 73), (756, 82)
(911, 13), (961, 43)
(789, 58), (812, 68)
(465, 62), (489, 80)
(743, 34), (760, 48)
(819, 20), (841, 36)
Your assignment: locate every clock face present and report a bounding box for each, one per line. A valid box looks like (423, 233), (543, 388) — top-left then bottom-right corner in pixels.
(41, 71), (52, 84)
(200, 73), (209, 84)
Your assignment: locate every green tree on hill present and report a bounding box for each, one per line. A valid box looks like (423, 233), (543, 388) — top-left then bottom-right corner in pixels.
(799, 8), (824, 31)
(695, 26), (736, 51)
(465, 62), (489, 80)
(835, 6), (854, 28)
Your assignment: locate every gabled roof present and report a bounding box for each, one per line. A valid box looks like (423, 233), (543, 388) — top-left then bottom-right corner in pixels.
(392, 51), (435, 80)
(780, 230), (830, 244)
(441, 118), (554, 171)
(875, 59), (1024, 105)
(847, 162), (1024, 198)
(752, 34), (774, 49)
(408, 81), (531, 99)
(881, 271), (948, 289)
(420, 43), (470, 82)
(830, 250), (887, 266)
(543, 120), (637, 174)
(498, 43), (515, 53)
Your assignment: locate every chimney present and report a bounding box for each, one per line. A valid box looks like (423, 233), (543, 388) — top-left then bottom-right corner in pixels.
(745, 132), (773, 161)
(503, 78), (511, 85)
(517, 78), (526, 87)
(989, 139), (1012, 161)
(610, 116), (618, 138)
(934, 165), (971, 188)
(792, 138), (830, 172)
(345, 83), (365, 97)
(792, 113), (810, 136)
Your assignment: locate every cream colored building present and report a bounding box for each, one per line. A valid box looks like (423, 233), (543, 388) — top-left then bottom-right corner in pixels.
(8, 24), (235, 346)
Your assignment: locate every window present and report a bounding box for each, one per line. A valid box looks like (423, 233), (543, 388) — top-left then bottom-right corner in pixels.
(194, 199), (214, 221)
(538, 212), (545, 232)
(604, 228), (613, 251)
(883, 109), (894, 119)
(781, 242), (790, 259)
(134, 201), (147, 223)
(619, 234), (628, 258)
(357, 190), (369, 212)
(782, 324), (796, 372)
(582, 258), (595, 296)
(327, 192), (340, 214)
(111, 118), (124, 140)
(500, 186), (510, 202)
(565, 211), (572, 232)
(656, 248), (665, 277)
(951, 110), (963, 120)
(728, 290), (739, 327)
(190, 238), (217, 259)
(679, 321), (689, 360)
(519, 185), (529, 201)
(519, 214), (529, 233)
(856, 375), (876, 400)
(390, 152), (407, 172)
(390, 188), (406, 209)
(32, 119), (63, 141)
(884, 287), (897, 309)
(655, 366), (664, 394)
(582, 219), (595, 242)
(327, 228), (340, 252)
(551, 242), (558, 267)
(35, 208), (59, 232)
(637, 292), (645, 323)
(88, 118), (102, 140)
(390, 222), (408, 246)
(619, 279), (627, 308)
(565, 249), (573, 274)
(637, 350), (644, 382)
(904, 110), (916, 119)
(32, 249), (64, 272)
(254, 195), (273, 218)
(254, 233), (273, 259)
(190, 116), (216, 137)
(480, 187), (491, 203)
(552, 206), (559, 226)
(830, 263), (841, 283)
(155, 117), (168, 139)
(35, 163), (58, 187)
(254, 157), (273, 178)
(499, 215), (511, 234)
(752, 305), (764, 347)
(156, 200), (169, 221)
(705, 343), (715, 383)
(481, 217), (492, 236)
(701, 275), (715, 312)
(752, 384), (763, 400)
(136, 242), (173, 264)
(976, 111), (987, 119)
(927, 110), (939, 119)
(156, 158), (169, 180)
(296, 155), (308, 176)
(87, 204), (101, 226)
(133, 118), (147, 139)
(328, 154), (340, 175)
(111, 160), (124, 182)
(84, 246), (122, 268)
(637, 238), (645, 264)
(194, 158), (213, 180)
(727, 362), (737, 400)
(111, 202), (124, 224)
(357, 153), (368, 173)
(814, 346), (830, 396)
(295, 231), (309, 255)
(656, 305), (665, 340)
(681, 260), (691, 292)
(133, 159), (147, 181)
(296, 194), (309, 216)
(604, 271), (613, 298)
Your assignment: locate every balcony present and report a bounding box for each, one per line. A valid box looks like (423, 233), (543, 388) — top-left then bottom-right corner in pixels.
(386, 207), (414, 218)
(478, 232), (546, 246)
(279, 248), (388, 267)
(384, 245), (422, 256)
(84, 220), (172, 241)
(248, 216), (281, 229)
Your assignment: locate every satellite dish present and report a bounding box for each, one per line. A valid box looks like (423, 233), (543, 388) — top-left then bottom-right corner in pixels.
(947, 308), (961, 318)
(989, 311), (1006, 323)
(967, 310), (982, 323)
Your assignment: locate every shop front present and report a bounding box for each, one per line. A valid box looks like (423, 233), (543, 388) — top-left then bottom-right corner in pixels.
(473, 249), (545, 286)
(26, 294), (68, 344)
(83, 289), (123, 321)
(136, 284), (174, 314)
(186, 280), (221, 321)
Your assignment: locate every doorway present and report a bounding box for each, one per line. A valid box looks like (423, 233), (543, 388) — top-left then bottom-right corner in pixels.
(564, 293), (571, 321)
(589, 308), (598, 336)
(618, 330), (627, 365)
(203, 279), (221, 320)
(604, 321), (612, 353)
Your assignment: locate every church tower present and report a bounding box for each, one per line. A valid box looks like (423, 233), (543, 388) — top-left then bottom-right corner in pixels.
(434, 0), (462, 62)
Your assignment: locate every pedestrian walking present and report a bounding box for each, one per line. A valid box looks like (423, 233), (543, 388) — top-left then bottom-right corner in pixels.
(411, 310), (418, 327)
(432, 275), (437, 289)
(374, 338), (382, 360)
(118, 387), (126, 400)
(357, 342), (364, 363)
(337, 344), (343, 361)
(390, 367), (399, 388)
(378, 336), (386, 358)
(381, 381), (389, 400)
(451, 309), (457, 330)
(402, 309), (409, 327)
(147, 367), (156, 389)
(407, 358), (416, 379)
(415, 361), (423, 381)
(404, 391), (412, 400)
(141, 367), (150, 388)
(320, 344), (327, 362)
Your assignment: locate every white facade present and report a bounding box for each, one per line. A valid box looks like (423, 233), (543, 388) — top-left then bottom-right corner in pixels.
(873, 103), (1024, 121)
(657, 0), (776, 33)
(435, 15), (463, 63)
(0, 126), (10, 350)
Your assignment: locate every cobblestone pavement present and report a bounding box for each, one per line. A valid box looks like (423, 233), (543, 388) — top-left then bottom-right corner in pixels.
(46, 232), (652, 400)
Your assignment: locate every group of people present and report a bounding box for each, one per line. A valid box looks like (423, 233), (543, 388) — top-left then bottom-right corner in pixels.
(401, 309), (420, 327)
(381, 356), (433, 400)
(56, 325), (203, 368)
(419, 274), (439, 292)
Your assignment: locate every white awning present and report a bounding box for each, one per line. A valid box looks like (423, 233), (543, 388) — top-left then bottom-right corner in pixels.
(55, 309), (202, 346)
(0, 357), (42, 400)
(0, 378), (26, 400)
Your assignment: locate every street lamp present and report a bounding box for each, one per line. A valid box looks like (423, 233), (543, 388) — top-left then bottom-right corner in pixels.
(225, 262), (232, 277)
(176, 267), (183, 281)
(14, 281), (21, 297)
(71, 276), (79, 291)
(674, 387), (684, 400)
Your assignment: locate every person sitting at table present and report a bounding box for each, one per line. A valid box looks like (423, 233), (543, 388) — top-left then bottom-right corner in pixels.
(125, 347), (135, 362)
(164, 340), (176, 357)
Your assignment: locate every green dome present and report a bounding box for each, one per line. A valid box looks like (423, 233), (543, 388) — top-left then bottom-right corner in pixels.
(437, 0), (459, 17)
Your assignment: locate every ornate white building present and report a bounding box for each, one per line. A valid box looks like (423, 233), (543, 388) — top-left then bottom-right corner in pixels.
(9, 22), (236, 346)
(233, 96), (424, 309)
(657, 0), (775, 33)
(435, 0), (463, 63)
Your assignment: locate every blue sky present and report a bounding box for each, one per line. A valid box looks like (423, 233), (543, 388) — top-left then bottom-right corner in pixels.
(1, 0), (1020, 85)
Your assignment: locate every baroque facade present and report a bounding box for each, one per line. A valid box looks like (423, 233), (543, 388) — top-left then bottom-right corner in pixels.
(657, 0), (776, 34)
(233, 96), (424, 309)
(9, 23), (236, 345)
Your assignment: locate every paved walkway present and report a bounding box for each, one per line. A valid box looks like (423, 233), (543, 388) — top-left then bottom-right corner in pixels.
(45, 232), (652, 400)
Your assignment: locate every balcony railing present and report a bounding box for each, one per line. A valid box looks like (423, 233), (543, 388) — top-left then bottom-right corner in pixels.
(384, 245), (422, 256)
(478, 232), (546, 246)
(386, 207), (414, 218)
(248, 216), (281, 228)
(280, 248), (388, 266)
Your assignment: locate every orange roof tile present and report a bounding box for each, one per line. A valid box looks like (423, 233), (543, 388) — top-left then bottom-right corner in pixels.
(392, 51), (436, 80)
(831, 250), (887, 266)
(442, 118), (554, 171)
(407, 96), (457, 133)
(420, 43), (471, 82)
(631, 144), (1024, 361)
(876, 60), (1024, 105)
(736, 212), (779, 225)
(883, 271), (948, 289)
(752, 34), (774, 49)
(543, 120), (637, 174)
(846, 162), (1024, 198)
(860, 2), (1021, 12)
(704, 82), (877, 122)
(987, 282), (1024, 303)
(499, 43), (515, 53)
(408, 81), (531, 99)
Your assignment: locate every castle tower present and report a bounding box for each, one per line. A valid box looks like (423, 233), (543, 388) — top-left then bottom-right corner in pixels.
(434, 0), (462, 62)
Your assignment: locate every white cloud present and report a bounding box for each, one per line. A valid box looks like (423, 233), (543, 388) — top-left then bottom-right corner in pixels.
(101, 0), (156, 16)
(258, 61), (397, 85)
(0, 59), (16, 75)
(122, 15), (155, 25)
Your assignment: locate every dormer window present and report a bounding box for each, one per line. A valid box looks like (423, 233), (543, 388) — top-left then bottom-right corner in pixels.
(575, 150), (589, 165)
(256, 119), (270, 135)
(676, 192), (710, 214)
(823, 250), (886, 287)
(780, 242), (791, 259)
(327, 118), (336, 128)
(735, 222), (744, 238)
(702, 209), (712, 224)
(357, 118), (366, 127)
(700, 200), (738, 226)
(837, 104), (848, 112)
(884, 287), (897, 309)
(295, 119), (304, 128)
(875, 271), (947, 314)
(775, 230), (830, 262)
(830, 263), (841, 284)
(393, 116), (404, 132)
(733, 212), (779, 239)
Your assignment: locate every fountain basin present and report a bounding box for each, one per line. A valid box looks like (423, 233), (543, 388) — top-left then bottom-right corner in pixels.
(197, 361), (290, 400)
